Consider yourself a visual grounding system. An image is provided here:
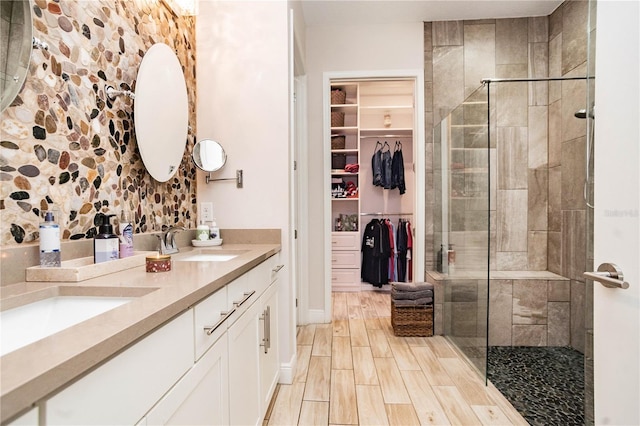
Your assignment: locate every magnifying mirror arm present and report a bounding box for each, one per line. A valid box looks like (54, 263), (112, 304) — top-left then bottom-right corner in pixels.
(206, 169), (244, 188)
(32, 37), (49, 51)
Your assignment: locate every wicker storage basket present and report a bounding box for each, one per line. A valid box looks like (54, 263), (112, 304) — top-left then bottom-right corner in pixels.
(331, 135), (346, 149)
(331, 111), (345, 127)
(331, 153), (346, 170)
(331, 89), (346, 104)
(391, 302), (434, 337)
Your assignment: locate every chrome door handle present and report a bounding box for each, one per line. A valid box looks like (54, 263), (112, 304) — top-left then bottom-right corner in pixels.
(272, 264), (284, 273)
(260, 306), (271, 354)
(584, 263), (630, 289)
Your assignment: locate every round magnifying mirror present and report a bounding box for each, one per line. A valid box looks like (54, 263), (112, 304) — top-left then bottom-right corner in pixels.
(193, 139), (227, 172)
(0, 0), (33, 114)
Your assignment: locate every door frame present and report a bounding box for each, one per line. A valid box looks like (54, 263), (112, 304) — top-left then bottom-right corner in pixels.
(322, 69), (426, 322)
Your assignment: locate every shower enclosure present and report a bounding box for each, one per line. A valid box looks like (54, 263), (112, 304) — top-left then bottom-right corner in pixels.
(433, 2), (597, 420)
(435, 74), (594, 424)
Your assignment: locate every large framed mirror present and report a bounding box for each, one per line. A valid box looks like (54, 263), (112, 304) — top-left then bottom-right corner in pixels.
(0, 0), (33, 113)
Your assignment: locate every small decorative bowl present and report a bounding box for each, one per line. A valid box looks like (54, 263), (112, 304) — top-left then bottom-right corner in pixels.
(146, 254), (172, 273)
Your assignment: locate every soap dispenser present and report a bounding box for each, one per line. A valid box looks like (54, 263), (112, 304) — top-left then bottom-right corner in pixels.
(94, 214), (119, 263)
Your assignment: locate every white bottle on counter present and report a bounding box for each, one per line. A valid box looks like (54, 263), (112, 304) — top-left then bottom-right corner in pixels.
(40, 211), (61, 267)
(209, 219), (220, 240)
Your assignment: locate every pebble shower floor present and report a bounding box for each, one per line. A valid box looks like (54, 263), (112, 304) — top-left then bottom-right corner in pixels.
(487, 346), (585, 426)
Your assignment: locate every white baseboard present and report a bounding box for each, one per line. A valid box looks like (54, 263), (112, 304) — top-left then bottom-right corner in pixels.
(279, 351), (297, 385)
(307, 309), (329, 324)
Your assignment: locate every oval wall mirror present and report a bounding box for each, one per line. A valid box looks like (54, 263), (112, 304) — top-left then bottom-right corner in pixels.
(134, 43), (188, 182)
(0, 0), (33, 113)
(193, 139), (227, 172)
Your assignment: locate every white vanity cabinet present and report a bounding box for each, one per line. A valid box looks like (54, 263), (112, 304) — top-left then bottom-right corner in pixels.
(42, 253), (282, 426)
(46, 310), (194, 426)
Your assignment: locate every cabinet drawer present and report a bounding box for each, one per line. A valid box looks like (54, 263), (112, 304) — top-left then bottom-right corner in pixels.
(226, 273), (256, 326)
(332, 268), (360, 284)
(331, 269), (360, 290)
(47, 310), (194, 426)
(331, 251), (360, 268)
(331, 232), (360, 250)
(194, 287), (229, 360)
(248, 254), (282, 298)
(268, 253), (284, 285)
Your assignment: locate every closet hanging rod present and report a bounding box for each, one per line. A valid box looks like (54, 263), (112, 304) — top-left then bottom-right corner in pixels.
(360, 212), (413, 216)
(360, 135), (412, 139)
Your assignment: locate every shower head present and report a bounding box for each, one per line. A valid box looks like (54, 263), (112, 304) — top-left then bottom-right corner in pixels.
(574, 106), (595, 119)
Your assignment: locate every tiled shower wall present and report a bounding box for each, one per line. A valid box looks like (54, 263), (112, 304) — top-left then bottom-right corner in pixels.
(425, 0), (593, 355)
(0, 0), (197, 246)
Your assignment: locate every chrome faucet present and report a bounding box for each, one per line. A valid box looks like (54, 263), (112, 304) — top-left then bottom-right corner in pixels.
(156, 226), (186, 255)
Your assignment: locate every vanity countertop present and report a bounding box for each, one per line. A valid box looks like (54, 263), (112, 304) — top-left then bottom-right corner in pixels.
(0, 243), (280, 423)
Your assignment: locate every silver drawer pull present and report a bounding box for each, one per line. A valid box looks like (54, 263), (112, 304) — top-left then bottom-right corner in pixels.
(272, 264), (284, 273)
(204, 308), (236, 335)
(233, 290), (256, 308)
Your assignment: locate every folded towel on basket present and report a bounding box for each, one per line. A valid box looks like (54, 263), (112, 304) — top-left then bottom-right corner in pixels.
(392, 282), (434, 292)
(393, 297), (433, 306)
(391, 289), (433, 300)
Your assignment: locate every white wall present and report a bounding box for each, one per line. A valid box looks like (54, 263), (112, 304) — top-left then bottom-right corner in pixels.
(196, 0), (295, 378)
(593, 1), (640, 423)
(305, 23), (424, 314)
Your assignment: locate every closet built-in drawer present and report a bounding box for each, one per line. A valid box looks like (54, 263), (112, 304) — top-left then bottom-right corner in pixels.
(331, 250), (360, 268)
(331, 269), (360, 286)
(331, 232), (360, 250)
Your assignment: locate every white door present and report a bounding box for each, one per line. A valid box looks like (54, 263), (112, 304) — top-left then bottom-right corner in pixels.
(592, 2), (639, 424)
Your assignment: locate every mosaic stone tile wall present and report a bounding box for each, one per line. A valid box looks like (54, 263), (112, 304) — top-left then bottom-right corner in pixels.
(0, 0), (197, 246)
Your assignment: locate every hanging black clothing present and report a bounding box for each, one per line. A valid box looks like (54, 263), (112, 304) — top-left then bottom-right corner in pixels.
(361, 219), (390, 287)
(372, 142), (383, 187)
(391, 142), (406, 195)
(396, 219), (408, 282)
(381, 147), (392, 189)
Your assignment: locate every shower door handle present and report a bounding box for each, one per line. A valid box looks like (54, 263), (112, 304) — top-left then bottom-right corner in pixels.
(583, 263), (630, 289)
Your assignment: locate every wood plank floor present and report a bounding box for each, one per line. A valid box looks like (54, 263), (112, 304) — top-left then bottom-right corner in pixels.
(266, 291), (528, 426)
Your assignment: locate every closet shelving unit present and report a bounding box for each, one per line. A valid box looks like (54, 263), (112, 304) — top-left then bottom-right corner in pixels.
(330, 79), (416, 292)
(330, 82), (361, 291)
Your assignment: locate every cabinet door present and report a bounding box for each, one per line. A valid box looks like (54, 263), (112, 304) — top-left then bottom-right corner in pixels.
(46, 311), (193, 426)
(259, 282), (279, 415)
(228, 300), (261, 426)
(144, 335), (229, 426)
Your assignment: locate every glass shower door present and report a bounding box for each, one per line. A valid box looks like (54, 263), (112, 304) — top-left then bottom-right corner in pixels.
(434, 85), (491, 380)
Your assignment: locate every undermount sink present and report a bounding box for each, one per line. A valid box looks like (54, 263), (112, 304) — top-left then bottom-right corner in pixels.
(175, 249), (247, 262)
(0, 286), (156, 356)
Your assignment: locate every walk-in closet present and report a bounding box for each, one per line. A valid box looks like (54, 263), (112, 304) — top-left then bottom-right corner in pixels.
(328, 78), (420, 292)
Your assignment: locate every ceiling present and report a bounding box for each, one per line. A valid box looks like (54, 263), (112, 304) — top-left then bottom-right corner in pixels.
(300, 0), (563, 27)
